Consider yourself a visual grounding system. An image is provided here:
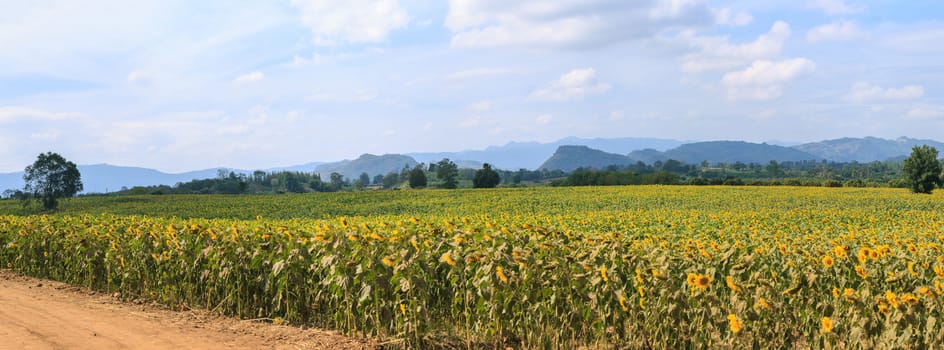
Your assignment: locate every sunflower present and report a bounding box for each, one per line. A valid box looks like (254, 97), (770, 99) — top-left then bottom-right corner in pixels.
(754, 297), (770, 311)
(727, 314), (743, 334)
(496, 266), (509, 283)
(842, 288), (857, 301)
(855, 265), (868, 279)
(695, 274), (711, 289)
(900, 293), (919, 306)
(885, 290), (899, 309)
(725, 276), (742, 293)
(821, 255), (834, 268)
(440, 252), (456, 266)
(918, 286), (935, 299)
(600, 266), (609, 282)
(821, 317), (834, 333)
(877, 301), (890, 315)
(832, 246), (847, 259)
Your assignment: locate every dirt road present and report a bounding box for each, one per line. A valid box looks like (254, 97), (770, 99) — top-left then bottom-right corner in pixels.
(0, 270), (375, 350)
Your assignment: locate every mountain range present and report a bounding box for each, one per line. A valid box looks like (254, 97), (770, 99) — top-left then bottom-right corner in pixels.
(1, 136), (941, 194)
(408, 136), (684, 170)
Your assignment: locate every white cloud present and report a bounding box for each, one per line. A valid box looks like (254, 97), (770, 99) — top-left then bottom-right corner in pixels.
(466, 100), (493, 112)
(446, 68), (511, 80)
(535, 114), (552, 125)
(807, 21), (863, 42)
(290, 0), (409, 45)
(529, 68), (611, 102)
(445, 0), (714, 50)
(879, 26), (944, 54)
(680, 21), (791, 73)
(712, 8), (752, 27)
(808, 0), (864, 15)
(306, 90), (378, 103)
(0, 106), (82, 123)
(844, 82), (925, 103)
(234, 71), (264, 84)
(127, 70), (151, 85)
(721, 58), (816, 100)
(906, 106), (944, 120)
(459, 116), (481, 128)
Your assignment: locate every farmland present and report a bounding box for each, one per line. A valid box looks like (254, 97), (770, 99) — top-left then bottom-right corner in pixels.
(2, 186), (944, 348)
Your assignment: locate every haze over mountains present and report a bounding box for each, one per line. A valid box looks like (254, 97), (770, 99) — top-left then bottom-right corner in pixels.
(1, 136), (941, 194)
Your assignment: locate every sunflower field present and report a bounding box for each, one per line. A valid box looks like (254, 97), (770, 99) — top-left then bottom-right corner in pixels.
(1, 186), (944, 348)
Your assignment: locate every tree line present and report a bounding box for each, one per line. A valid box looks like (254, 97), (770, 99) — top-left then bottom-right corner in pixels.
(106, 159), (503, 196)
(5, 147), (944, 211)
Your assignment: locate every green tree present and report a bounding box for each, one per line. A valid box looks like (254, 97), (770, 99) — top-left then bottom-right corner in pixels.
(473, 163), (501, 188)
(436, 158), (459, 189)
(382, 172), (400, 189)
(329, 172), (345, 190)
(23, 152), (83, 210)
(902, 145), (943, 194)
(409, 165), (427, 188)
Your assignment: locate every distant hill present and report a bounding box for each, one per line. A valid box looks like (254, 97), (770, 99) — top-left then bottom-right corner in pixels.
(539, 145), (633, 172)
(313, 154), (418, 181)
(793, 137), (944, 162)
(628, 141), (818, 165)
(0, 164), (248, 194)
(627, 149), (668, 164)
(666, 141), (818, 164)
(266, 162), (325, 173)
(409, 137), (683, 170)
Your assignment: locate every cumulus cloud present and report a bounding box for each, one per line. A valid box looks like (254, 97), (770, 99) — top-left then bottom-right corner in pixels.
(535, 114), (552, 125)
(808, 0), (864, 15)
(807, 21), (863, 42)
(844, 82), (924, 103)
(445, 0), (714, 50)
(234, 71), (264, 84)
(906, 106), (944, 120)
(680, 21), (791, 73)
(721, 58), (816, 100)
(712, 8), (753, 27)
(458, 115), (481, 128)
(466, 100), (493, 112)
(0, 106), (82, 123)
(126, 70), (152, 85)
(529, 68), (611, 102)
(290, 0), (409, 45)
(446, 68), (511, 80)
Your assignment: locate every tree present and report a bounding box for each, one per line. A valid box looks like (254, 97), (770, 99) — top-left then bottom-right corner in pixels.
(23, 152), (83, 210)
(766, 160), (782, 178)
(382, 172), (400, 189)
(436, 158), (459, 189)
(473, 163), (501, 188)
(329, 172), (345, 190)
(408, 165), (427, 188)
(902, 145), (943, 194)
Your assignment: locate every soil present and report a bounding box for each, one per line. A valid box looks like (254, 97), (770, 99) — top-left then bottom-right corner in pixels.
(0, 269), (377, 350)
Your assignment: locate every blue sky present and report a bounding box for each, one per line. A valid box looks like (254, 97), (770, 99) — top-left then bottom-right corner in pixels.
(1, 0), (942, 172)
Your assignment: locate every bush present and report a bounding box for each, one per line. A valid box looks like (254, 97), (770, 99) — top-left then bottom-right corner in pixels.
(845, 179), (867, 188)
(688, 178), (709, 186)
(823, 180), (843, 188)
